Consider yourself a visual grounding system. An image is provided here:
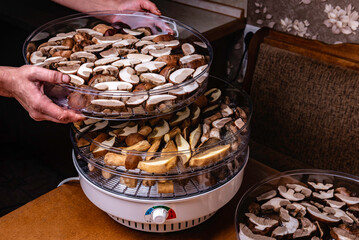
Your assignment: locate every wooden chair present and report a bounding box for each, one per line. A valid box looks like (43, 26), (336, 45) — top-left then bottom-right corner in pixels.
(243, 27), (359, 174)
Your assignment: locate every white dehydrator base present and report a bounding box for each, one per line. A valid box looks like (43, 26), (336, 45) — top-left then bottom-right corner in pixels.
(74, 149), (248, 233)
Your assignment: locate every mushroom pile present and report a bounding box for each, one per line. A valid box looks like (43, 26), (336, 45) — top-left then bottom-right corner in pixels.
(239, 180), (359, 239)
(28, 22), (210, 116)
(73, 87), (248, 194)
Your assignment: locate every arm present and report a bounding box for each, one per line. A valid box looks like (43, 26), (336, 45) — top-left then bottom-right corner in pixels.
(0, 65), (84, 123)
(52, 0), (161, 15)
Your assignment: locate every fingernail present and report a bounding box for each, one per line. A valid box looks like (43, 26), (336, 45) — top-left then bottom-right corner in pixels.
(62, 74), (70, 83)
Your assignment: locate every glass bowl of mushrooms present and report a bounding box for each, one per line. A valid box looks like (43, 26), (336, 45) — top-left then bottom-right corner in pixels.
(235, 169), (359, 240)
(23, 11), (213, 120)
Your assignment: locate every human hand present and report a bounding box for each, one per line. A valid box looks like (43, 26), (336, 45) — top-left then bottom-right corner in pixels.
(52, 0), (161, 15)
(0, 65), (84, 123)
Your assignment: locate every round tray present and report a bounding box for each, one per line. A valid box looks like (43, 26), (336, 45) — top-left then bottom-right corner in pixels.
(23, 11), (213, 120)
(235, 169), (359, 240)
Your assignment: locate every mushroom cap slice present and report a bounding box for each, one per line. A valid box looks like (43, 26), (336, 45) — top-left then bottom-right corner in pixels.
(126, 95), (149, 106)
(182, 43), (196, 55)
(286, 203), (307, 217)
(93, 35), (122, 44)
(112, 39), (139, 48)
(256, 190), (277, 202)
(119, 67), (139, 84)
(70, 51), (97, 62)
(140, 73), (166, 86)
(307, 182), (333, 190)
(77, 62), (94, 80)
(123, 28), (143, 36)
(245, 213), (278, 231)
(69, 74), (85, 86)
(212, 117), (232, 129)
(292, 218), (317, 239)
(76, 28), (103, 36)
(135, 61), (166, 73)
(90, 99), (125, 108)
(323, 206), (354, 224)
(189, 144), (230, 167)
(149, 47), (172, 57)
(179, 54), (206, 68)
(112, 58), (141, 68)
(94, 57), (120, 66)
(326, 199), (346, 208)
(272, 208), (299, 236)
(261, 197), (291, 212)
(148, 119), (170, 141)
(146, 94), (177, 111)
(138, 155), (177, 174)
(93, 65), (119, 76)
(286, 183), (312, 197)
(330, 227), (359, 240)
(238, 224), (276, 240)
(335, 193), (359, 205)
(175, 134), (191, 165)
(169, 68), (195, 84)
(30, 51), (46, 64)
(151, 83), (174, 91)
(83, 43), (110, 53)
(141, 43), (165, 54)
(89, 120), (109, 132)
(158, 40), (180, 49)
(278, 185), (305, 201)
(306, 205), (340, 223)
(189, 124), (201, 150)
(313, 189), (334, 199)
(170, 107), (190, 126)
(94, 81), (132, 91)
(100, 48), (119, 58)
(57, 64), (80, 74)
(135, 40), (155, 48)
(127, 53), (153, 63)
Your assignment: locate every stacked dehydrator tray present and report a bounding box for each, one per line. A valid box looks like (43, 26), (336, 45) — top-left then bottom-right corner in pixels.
(23, 11), (252, 232)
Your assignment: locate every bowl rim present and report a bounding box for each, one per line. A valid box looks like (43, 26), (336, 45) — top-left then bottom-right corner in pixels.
(234, 168), (359, 238)
(22, 10), (213, 96)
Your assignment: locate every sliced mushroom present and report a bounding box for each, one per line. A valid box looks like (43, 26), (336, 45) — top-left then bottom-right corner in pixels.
(193, 64), (208, 85)
(313, 189), (334, 199)
(256, 190), (277, 202)
(158, 40), (180, 49)
(30, 51), (46, 64)
(235, 118), (246, 130)
(83, 43), (110, 53)
(122, 140), (151, 151)
(93, 65), (119, 76)
(323, 207), (354, 224)
(112, 39), (139, 48)
(92, 23), (113, 34)
(261, 197), (291, 212)
(113, 124), (138, 137)
(77, 62), (94, 80)
(89, 120), (109, 132)
(278, 185), (305, 201)
(179, 54), (206, 69)
(136, 27), (152, 36)
(127, 53), (153, 63)
(93, 35), (122, 44)
(90, 99), (126, 112)
(119, 67), (139, 84)
(209, 128), (221, 140)
(117, 48), (139, 56)
(245, 213), (278, 232)
(175, 134), (191, 165)
(287, 183), (312, 198)
(308, 182), (333, 191)
(112, 58), (141, 68)
(135, 40), (155, 48)
(151, 83), (174, 91)
(69, 74), (85, 86)
(205, 88), (221, 103)
(141, 43), (165, 54)
(149, 47), (171, 57)
(164, 127), (181, 143)
(76, 28), (103, 37)
(169, 68), (194, 84)
(92, 136), (116, 158)
(155, 54), (182, 66)
(147, 119), (170, 142)
(93, 81), (132, 91)
(100, 48), (119, 58)
(287, 203), (307, 217)
(70, 51), (97, 62)
(169, 107), (190, 126)
(212, 118), (232, 129)
(135, 61), (166, 73)
(238, 224), (276, 240)
(140, 73), (166, 86)
(152, 34), (175, 43)
(88, 74), (117, 87)
(189, 144), (230, 167)
(221, 104), (234, 118)
(335, 194), (359, 206)
(272, 208), (299, 237)
(94, 56), (120, 66)
(57, 64), (80, 74)
(104, 152), (126, 166)
(306, 205), (340, 223)
(326, 199), (346, 208)
(145, 94), (177, 112)
(126, 94), (149, 106)
(330, 227), (359, 240)
(293, 217), (317, 239)
(182, 43), (195, 55)
(123, 28), (143, 36)
(189, 124), (201, 150)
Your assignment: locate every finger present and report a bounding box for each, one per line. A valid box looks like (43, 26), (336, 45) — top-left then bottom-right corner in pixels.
(140, 0), (161, 15)
(27, 66), (70, 84)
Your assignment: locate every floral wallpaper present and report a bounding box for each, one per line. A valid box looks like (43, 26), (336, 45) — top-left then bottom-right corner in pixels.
(247, 0), (359, 44)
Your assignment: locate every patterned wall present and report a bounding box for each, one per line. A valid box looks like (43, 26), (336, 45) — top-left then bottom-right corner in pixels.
(247, 0), (359, 44)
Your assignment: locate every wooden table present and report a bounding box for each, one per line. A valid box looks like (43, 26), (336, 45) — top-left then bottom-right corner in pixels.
(0, 159), (278, 240)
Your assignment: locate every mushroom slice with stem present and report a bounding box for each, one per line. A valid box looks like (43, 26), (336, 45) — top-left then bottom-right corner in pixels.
(69, 74), (85, 86)
(293, 217), (317, 239)
(330, 227), (359, 240)
(189, 144), (230, 167)
(30, 51), (46, 64)
(119, 67), (139, 84)
(127, 53), (153, 63)
(145, 95), (177, 112)
(313, 189), (334, 199)
(256, 190), (277, 202)
(111, 124), (138, 137)
(70, 51), (97, 62)
(122, 140), (151, 152)
(272, 208), (299, 237)
(92, 136), (116, 158)
(135, 61), (166, 73)
(278, 185), (305, 201)
(93, 65), (119, 76)
(147, 119), (170, 142)
(323, 207), (354, 224)
(179, 54), (206, 69)
(157, 181), (174, 194)
(238, 224), (276, 240)
(94, 81), (132, 91)
(77, 62), (94, 80)
(57, 64), (80, 74)
(145, 139), (161, 161)
(169, 68), (194, 84)
(306, 205), (340, 223)
(112, 58), (141, 68)
(112, 39), (139, 48)
(182, 43), (195, 55)
(100, 48), (119, 58)
(138, 143), (177, 173)
(261, 197), (291, 212)
(245, 213), (278, 232)
(286, 183), (312, 198)
(175, 134), (191, 166)
(141, 43), (165, 54)
(83, 43), (110, 53)
(94, 57), (120, 66)
(335, 193), (359, 206)
(149, 47), (172, 58)
(140, 73), (166, 86)
(308, 182), (333, 191)
(286, 203), (307, 217)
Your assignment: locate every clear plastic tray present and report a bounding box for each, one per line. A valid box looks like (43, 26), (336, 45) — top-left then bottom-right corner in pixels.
(23, 11), (212, 120)
(70, 76), (252, 197)
(235, 169), (359, 239)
